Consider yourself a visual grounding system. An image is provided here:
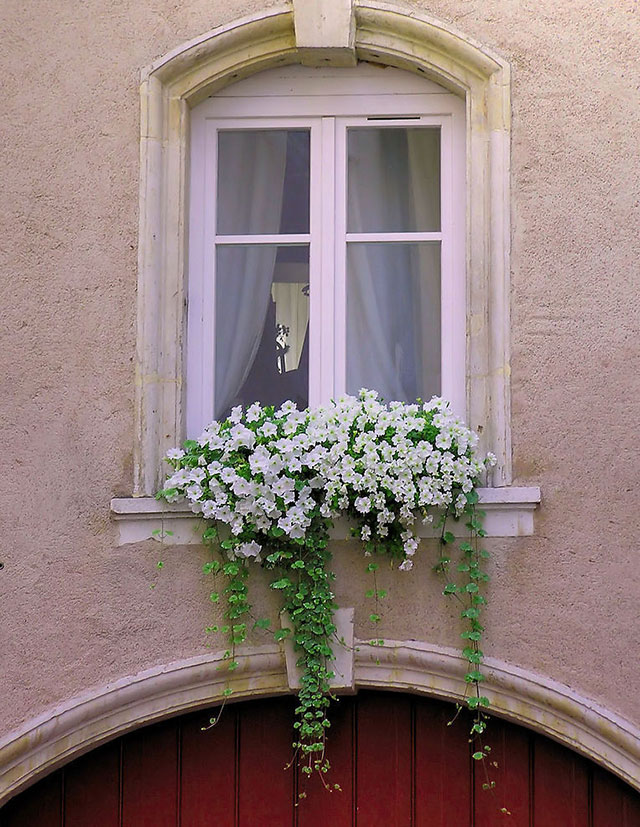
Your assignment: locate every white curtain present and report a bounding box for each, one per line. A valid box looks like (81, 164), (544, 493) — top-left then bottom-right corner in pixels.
(214, 132), (288, 418)
(346, 128), (441, 403)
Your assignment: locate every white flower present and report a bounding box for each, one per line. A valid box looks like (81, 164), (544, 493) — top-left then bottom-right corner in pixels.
(229, 405), (243, 424)
(186, 483), (203, 501)
(159, 390), (490, 578)
(246, 402), (262, 422)
(259, 421), (278, 438)
(354, 496), (372, 514)
(235, 540), (262, 561)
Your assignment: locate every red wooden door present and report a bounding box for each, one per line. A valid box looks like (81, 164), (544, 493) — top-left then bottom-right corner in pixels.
(2, 692), (639, 826)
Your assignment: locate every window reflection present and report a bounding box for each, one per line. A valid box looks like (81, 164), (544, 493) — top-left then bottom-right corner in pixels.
(215, 245), (309, 418)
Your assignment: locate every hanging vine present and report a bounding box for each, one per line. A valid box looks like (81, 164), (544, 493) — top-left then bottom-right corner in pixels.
(158, 390), (496, 784)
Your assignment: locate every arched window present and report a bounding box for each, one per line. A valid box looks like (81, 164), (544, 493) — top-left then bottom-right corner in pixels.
(112, 4), (541, 543)
(186, 65), (465, 435)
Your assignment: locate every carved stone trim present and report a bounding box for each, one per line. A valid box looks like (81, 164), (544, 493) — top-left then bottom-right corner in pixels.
(293, 0), (356, 66)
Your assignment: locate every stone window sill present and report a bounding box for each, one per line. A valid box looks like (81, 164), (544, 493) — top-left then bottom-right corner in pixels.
(110, 487), (541, 546)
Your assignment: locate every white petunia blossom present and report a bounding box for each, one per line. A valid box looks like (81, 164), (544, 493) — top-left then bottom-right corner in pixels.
(159, 391), (492, 572)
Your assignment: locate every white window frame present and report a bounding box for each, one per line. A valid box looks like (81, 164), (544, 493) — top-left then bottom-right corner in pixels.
(187, 66), (466, 437)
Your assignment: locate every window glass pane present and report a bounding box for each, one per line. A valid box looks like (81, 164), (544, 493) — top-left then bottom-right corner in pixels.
(217, 131), (310, 235)
(215, 245), (309, 418)
(347, 128), (440, 233)
(346, 242), (440, 403)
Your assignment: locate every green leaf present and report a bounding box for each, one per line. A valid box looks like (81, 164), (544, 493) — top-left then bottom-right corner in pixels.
(254, 618), (271, 630)
(442, 531), (455, 544)
(465, 670), (485, 683)
(156, 561), (164, 569)
(472, 751), (485, 761)
(365, 589), (375, 598)
(274, 628), (292, 642)
(209, 592), (220, 603)
(369, 613), (381, 623)
(271, 578), (292, 590)
(266, 552), (282, 564)
(366, 562), (379, 573)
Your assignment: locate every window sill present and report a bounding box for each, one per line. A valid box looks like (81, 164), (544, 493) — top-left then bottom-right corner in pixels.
(110, 487), (541, 546)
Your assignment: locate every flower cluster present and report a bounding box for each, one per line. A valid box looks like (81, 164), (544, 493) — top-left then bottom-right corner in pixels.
(160, 391), (495, 570)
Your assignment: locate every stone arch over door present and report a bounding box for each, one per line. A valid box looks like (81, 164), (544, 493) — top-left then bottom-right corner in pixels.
(1, 644), (639, 805)
(2, 690), (640, 825)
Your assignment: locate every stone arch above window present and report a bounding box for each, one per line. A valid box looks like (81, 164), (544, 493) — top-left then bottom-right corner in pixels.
(133, 0), (513, 496)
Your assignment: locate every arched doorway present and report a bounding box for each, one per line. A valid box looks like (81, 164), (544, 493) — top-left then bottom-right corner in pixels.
(2, 692), (639, 826)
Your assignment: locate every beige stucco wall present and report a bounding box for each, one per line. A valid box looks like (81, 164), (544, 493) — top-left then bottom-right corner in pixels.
(1, 0), (638, 768)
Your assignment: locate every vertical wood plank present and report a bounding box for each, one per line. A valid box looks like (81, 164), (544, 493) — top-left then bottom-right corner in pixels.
(237, 696), (296, 827)
(121, 720), (179, 827)
(622, 786), (640, 827)
(592, 767), (640, 827)
(0, 772), (63, 827)
(532, 735), (589, 827)
(473, 717), (531, 826)
(414, 699), (471, 827)
(64, 741), (120, 827)
(355, 692), (412, 826)
(180, 706), (237, 827)
(297, 695), (355, 827)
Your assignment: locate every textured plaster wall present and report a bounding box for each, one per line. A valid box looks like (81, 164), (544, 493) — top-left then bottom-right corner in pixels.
(1, 0), (639, 743)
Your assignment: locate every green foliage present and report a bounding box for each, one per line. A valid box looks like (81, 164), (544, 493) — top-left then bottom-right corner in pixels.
(156, 395), (495, 793)
(435, 499), (493, 784)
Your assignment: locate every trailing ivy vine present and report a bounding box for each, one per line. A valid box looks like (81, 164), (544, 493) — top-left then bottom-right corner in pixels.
(158, 391), (495, 785)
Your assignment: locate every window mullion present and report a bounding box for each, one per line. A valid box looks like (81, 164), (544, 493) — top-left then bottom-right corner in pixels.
(312, 116), (338, 406)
